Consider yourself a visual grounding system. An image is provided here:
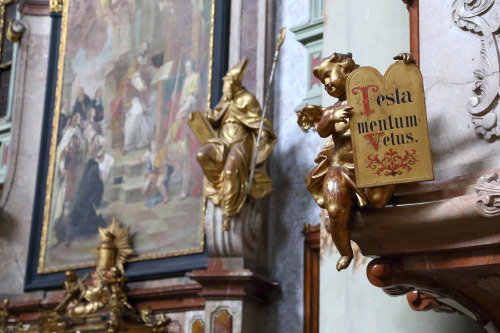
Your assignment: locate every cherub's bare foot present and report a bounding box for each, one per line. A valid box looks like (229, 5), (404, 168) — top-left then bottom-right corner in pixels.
(162, 195), (169, 204)
(178, 192), (188, 201)
(336, 256), (353, 271)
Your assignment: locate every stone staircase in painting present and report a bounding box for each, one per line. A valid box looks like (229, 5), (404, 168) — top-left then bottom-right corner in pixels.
(103, 149), (178, 205)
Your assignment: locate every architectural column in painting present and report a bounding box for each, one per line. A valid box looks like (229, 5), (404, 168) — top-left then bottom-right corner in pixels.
(190, 6), (201, 61)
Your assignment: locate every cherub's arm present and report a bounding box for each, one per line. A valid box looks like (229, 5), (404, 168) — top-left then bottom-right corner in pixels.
(316, 106), (353, 138)
(297, 104), (324, 130)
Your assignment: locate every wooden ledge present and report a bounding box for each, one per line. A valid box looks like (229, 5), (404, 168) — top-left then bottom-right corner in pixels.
(18, 1), (50, 16)
(187, 269), (280, 303)
(356, 168), (500, 331)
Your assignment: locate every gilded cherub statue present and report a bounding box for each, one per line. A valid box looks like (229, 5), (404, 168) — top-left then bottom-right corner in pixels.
(197, 59), (277, 230)
(298, 52), (414, 271)
(49, 219), (169, 332)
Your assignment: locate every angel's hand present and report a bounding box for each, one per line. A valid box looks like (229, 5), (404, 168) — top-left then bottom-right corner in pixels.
(297, 104), (324, 130)
(393, 53), (416, 65)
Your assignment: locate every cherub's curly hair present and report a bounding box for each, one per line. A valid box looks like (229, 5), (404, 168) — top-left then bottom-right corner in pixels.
(313, 52), (359, 82)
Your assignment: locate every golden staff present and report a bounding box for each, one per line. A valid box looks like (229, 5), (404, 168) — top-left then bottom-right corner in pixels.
(248, 27), (286, 194)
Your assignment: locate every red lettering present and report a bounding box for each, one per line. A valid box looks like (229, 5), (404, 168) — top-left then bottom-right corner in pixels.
(364, 132), (385, 151)
(352, 85), (379, 117)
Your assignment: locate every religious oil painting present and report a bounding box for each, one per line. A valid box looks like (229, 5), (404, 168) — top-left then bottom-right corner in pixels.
(37, 0), (216, 275)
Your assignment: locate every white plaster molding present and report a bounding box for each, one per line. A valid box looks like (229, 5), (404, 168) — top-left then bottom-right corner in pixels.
(204, 200), (262, 260)
(256, 0), (268, 104)
(452, 0), (500, 141)
(185, 310), (205, 333)
(205, 302), (243, 333)
(475, 172), (500, 217)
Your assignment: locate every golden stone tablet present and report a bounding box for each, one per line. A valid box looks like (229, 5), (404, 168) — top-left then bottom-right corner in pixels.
(346, 62), (433, 187)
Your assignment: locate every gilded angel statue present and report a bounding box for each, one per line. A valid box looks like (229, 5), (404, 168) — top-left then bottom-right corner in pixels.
(298, 52), (414, 271)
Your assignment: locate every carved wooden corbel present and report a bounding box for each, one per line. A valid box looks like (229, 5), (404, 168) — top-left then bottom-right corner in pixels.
(475, 173), (500, 217)
(366, 258), (493, 328)
(406, 291), (457, 314)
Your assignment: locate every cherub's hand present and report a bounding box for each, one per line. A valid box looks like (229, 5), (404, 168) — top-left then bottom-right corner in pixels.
(297, 104), (324, 130)
(332, 106), (353, 124)
(393, 53), (416, 65)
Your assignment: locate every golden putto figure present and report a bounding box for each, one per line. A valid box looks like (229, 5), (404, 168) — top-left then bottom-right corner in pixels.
(197, 59), (277, 230)
(50, 220), (167, 332)
(298, 53), (413, 271)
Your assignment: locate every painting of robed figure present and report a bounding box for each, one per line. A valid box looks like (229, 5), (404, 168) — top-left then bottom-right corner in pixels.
(36, 0), (217, 275)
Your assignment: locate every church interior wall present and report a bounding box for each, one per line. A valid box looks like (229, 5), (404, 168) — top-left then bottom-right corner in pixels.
(0, 14), (51, 301)
(0, 0), (497, 332)
(267, 0), (317, 331)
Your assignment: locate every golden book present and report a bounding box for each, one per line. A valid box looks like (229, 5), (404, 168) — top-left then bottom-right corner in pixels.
(188, 110), (217, 145)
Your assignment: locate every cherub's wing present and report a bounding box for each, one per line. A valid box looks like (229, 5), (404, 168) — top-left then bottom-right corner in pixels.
(297, 104), (324, 130)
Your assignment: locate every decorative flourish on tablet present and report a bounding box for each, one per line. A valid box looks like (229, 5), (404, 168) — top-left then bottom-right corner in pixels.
(367, 149), (418, 176)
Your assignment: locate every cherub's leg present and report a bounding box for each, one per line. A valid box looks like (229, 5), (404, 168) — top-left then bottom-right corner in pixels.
(329, 207), (353, 271)
(141, 174), (154, 194)
(156, 175), (168, 203)
(324, 165), (354, 271)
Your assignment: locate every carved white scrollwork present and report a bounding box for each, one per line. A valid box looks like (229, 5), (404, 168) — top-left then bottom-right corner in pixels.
(452, 0), (500, 141)
(475, 173), (500, 217)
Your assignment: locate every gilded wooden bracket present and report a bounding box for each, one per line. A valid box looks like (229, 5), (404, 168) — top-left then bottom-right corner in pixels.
(49, 0), (62, 13)
(406, 291), (457, 314)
